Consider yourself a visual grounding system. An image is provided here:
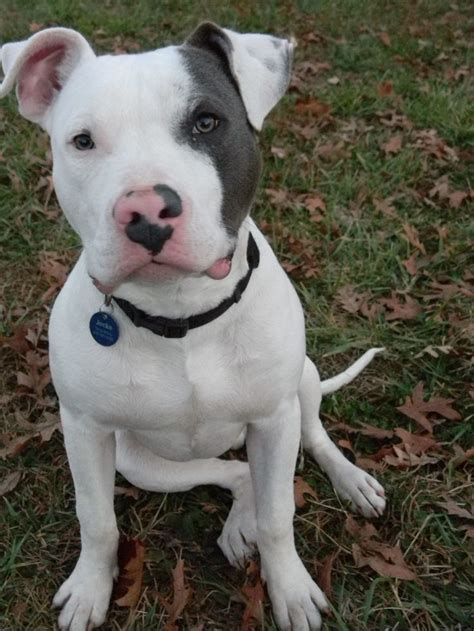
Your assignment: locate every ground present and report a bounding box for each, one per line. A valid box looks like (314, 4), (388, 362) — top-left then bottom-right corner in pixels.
(0, 1), (472, 629)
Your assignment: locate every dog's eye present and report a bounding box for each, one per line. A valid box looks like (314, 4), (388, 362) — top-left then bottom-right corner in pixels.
(73, 133), (95, 150)
(193, 113), (219, 135)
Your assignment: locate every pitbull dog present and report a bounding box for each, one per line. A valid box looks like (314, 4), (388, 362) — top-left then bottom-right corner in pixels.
(0, 23), (386, 630)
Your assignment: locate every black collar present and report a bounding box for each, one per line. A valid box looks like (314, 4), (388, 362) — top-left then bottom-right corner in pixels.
(112, 232), (260, 339)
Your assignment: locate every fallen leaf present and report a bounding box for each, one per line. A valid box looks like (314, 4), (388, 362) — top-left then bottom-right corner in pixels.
(373, 196), (397, 217)
(346, 516), (416, 581)
(114, 536), (145, 607)
(159, 558), (192, 630)
(241, 572), (265, 631)
(394, 427), (438, 455)
(294, 476), (317, 508)
(437, 498), (474, 521)
(114, 486), (140, 500)
(0, 435), (34, 459)
(377, 81), (394, 97)
(379, 31), (391, 47)
(397, 382), (461, 433)
(402, 223), (426, 254)
(379, 292), (422, 321)
(403, 252), (419, 276)
(448, 191), (467, 208)
(316, 550), (339, 599)
(335, 285), (367, 314)
(381, 135), (402, 155)
(352, 543), (417, 580)
(0, 471), (22, 496)
(327, 75), (340, 85)
(295, 98), (332, 119)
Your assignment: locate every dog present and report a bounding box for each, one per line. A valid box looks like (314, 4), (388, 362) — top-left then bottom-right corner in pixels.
(0, 23), (386, 630)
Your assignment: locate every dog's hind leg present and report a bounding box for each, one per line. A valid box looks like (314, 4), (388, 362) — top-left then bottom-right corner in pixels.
(299, 355), (386, 518)
(116, 431), (256, 566)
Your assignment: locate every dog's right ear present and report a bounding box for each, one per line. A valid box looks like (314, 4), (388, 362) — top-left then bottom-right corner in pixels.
(0, 28), (94, 127)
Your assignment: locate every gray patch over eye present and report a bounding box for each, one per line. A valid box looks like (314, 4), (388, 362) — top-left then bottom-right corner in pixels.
(178, 46), (261, 236)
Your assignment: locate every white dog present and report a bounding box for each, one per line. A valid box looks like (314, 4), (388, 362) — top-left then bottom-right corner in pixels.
(0, 23), (385, 630)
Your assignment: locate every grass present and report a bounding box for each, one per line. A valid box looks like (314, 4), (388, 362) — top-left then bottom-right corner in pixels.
(0, 0), (473, 629)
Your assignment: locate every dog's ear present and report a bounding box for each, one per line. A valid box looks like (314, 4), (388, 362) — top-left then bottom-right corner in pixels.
(0, 27), (94, 127)
(186, 22), (294, 131)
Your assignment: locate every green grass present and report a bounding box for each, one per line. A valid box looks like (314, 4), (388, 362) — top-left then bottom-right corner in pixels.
(1, 1), (473, 629)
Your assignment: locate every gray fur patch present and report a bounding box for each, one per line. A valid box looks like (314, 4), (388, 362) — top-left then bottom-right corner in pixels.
(178, 45), (261, 236)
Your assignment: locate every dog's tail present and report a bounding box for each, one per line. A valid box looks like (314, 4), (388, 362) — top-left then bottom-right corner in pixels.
(320, 347), (384, 395)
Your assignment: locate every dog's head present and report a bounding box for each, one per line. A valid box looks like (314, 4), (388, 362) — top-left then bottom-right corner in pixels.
(0, 24), (293, 291)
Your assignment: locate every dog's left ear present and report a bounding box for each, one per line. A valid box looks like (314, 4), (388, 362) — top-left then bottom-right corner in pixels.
(186, 22), (294, 131)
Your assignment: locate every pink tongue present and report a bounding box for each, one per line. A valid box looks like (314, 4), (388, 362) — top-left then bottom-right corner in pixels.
(205, 257), (232, 280)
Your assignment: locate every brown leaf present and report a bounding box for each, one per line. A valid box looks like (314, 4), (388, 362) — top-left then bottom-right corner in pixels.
(397, 382), (461, 433)
(295, 98), (332, 119)
(114, 486), (140, 500)
(377, 81), (394, 97)
(448, 191), (467, 208)
(335, 285), (367, 314)
(316, 550), (339, 599)
(402, 223), (426, 254)
(379, 292), (422, 321)
(114, 536), (145, 607)
(0, 435), (34, 459)
(294, 476), (317, 508)
(373, 196), (397, 217)
(353, 543), (417, 580)
(394, 428), (437, 455)
(378, 31), (391, 47)
(403, 252), (419, 276)
(159, 559), (192, 630)
(0, 471), (22, 496)
(438, 498), (474, 521)
(241, 564), (265, 631)
(1, 325), (30, 354)
(381, 135), (402, 155)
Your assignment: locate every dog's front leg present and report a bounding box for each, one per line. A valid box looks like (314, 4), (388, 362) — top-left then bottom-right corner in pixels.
(247, 398), (329, 631)
(53, 406), (118, 631)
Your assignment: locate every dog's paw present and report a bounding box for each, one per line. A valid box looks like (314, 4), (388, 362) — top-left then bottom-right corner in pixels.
(218, 478), (257, 567)
(329, 462), (386, 518)
(53, 561), (116, 630)
(264, 556), (329, 630)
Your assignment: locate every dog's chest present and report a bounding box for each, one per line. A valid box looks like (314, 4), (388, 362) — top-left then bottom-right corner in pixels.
(84, 329), (266, 460)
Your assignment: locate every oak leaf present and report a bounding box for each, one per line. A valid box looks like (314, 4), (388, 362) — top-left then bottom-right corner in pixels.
(114, 536), (145, 608)
(160, 559), (192, 630)
(294, 476), (317, 508)
(397, 382), (461, 433)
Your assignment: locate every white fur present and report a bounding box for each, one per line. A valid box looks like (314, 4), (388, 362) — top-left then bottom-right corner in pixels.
(1, 26), (386, 631)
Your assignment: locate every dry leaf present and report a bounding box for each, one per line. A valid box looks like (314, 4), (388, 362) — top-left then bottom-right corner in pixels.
(294, 476), (317, 508)
(397, 382), (461, 433)
(402, 223), (426, 254)
(159, 559), (192, 630)
(381, 135), (402, 155)
(437, 498), (474, 521)
(346, 516), (416, 581)
(0, 471), (22, 496)
(316, 550), (339, 599)
(377, 81), (394, 97)
(327, 76), (340, 85)
(241, 562), (265, 631)
(379, 31), (391, 47)
(379, 292), (422, 321)
(394, 427), (438, 455)
(295, 98), (332, 119)
(114, 536), (145, 607)
(448, 191), (467, 208)
(114, 486), (140, 500)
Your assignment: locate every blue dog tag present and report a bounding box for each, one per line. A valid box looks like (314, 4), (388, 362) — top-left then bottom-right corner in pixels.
(89, 311), (119, 346)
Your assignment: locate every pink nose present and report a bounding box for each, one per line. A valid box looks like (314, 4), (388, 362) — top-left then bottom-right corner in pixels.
(114, 185), (183, 226)
(114, 185), (183, 254)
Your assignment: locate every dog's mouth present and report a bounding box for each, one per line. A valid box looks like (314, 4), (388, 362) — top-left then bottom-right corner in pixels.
(91, 249), (236, 295)
(150, 248), (235, 280)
